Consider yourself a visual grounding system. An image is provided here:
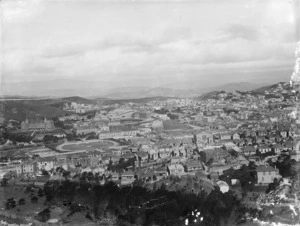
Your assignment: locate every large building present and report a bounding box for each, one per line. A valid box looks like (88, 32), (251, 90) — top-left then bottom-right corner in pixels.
(21, 118), (55, 131)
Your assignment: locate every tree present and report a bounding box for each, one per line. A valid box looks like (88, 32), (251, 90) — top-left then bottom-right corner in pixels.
(1, 178), (8, 187)
(206, 158), (214, 166)
(31, 196), (38, 203)
(18, 198), (25, 205)
(41, 170), (49, 176)
(6, 198), (16, 209)
(35, 208), (51, 222)
(38, 188), (45, 197)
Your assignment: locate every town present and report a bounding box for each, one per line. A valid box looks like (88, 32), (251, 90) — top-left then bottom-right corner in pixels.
(0, 81), (300, 225)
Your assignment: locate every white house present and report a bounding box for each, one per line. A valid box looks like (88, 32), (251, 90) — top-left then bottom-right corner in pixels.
(167, 164), (185, 176)
(256, 165), (281, 185)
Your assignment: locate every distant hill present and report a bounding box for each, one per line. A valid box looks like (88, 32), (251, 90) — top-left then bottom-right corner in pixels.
(250, 82), (289, 94)
(95, 96), (170, 105)
(103, 87), (202, 99)
(206, 82), (268, 93)
(61, 96), (96, 105)
(196, 81), (292, 100)
(196, 91), (220, 101)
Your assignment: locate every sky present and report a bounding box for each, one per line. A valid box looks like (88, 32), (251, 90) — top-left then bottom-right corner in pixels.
(1, 0), (300, 96)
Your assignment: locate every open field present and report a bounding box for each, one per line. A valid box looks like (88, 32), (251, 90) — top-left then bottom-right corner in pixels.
(2, 184), (46, 217)
(163, 120), (193, 131)
(57, 140), (114, 152)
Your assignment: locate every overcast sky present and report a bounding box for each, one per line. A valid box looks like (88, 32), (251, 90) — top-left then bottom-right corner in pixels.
(1, 0), (300, 95)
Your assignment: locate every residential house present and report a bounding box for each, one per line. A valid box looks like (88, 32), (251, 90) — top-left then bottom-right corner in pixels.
(136, 151), (148, 162)
(272, 144), (285, 155)
(196, 132), (214, 145)
(122, 152), (135, 161)
(204, 148), (229, 164)
(265, 134), (276, 143)
(110, 172), (119, 182)
(148, 149), (159, 160)
(167, 164), (185, 176)
(16, 160), (37, 175)
(256, 165), (281, 185)
(121, 171), (135, 185)
(89, 156), (101, 167)
(232, 133), (240, 140)
(258, 144), (272, 154)
(185, 160), (203, 172)
(159, 150), (171, 159)
(243, 146), (256, 156)
(154, 166), (168, 178)
(37, 157), (55, 172)
(220, 133), (231, 141)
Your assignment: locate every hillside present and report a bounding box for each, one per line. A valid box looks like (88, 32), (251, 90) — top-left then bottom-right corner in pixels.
(196, 91), (220, 101)
(61, 96), (97, 105)
(206, 82), (267, 93)
(250, 82), (290, 94)
(2, 101), (67, 122)
(1, 97), (97, 122)
(197, 82), (293, 100)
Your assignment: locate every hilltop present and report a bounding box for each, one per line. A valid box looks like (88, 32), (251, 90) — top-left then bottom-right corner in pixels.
(205, 82), (267, 93)
(250, 82), (291, 94)
(196, 81), (295, 101)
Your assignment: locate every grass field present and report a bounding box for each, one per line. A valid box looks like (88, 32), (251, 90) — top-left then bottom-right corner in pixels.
(163, 120), (193, 131)
(60, 140), (113, 151)
(3, 184), (46, 217)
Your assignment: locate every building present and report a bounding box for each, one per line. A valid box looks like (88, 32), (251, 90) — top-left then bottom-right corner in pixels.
(21, 118), (55, 131)
(185, 160), (203, 172)
(220, 133), (231, 140)
(120, 171), (135, 185)
(167, 164), (185, 176)
(258, 144), (272, 154)
(196, 132), (214, 145)
(37, 157), (55, 172)
(243, 146), (256, 156)
(98, 127), (138, 139)
(256, 165), (281, 185)
(16, 161), (37, 175)
(75, 126), (98, 135)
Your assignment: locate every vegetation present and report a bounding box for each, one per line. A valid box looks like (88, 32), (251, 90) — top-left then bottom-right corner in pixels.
(42, 180), (249, 226)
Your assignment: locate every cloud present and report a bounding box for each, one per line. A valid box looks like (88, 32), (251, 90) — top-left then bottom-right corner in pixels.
(221, 24), (262, 41)
(2, 0), (45, 23)
(41, 26), (191, 58)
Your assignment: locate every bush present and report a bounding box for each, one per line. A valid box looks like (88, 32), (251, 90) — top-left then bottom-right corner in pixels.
(6, 198), (16, 209)
(18, 198), (25, 205)
(35, 208), (51, 222)
(31, 196), (38, 203)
